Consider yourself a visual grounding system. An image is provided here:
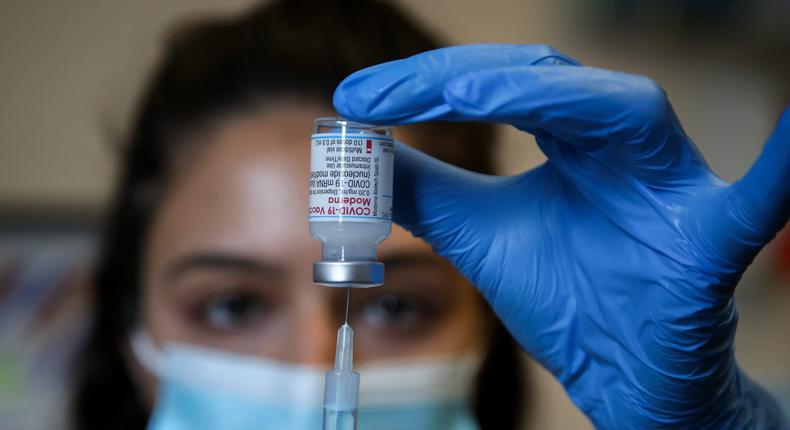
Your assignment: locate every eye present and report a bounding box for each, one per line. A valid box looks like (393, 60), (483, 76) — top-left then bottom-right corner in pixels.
(199, 292), (266, 331)
(361, 293), (423, 330)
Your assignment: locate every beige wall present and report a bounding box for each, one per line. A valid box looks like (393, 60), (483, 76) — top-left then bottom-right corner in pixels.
(1, 1), (787, 428)
(0, 1), (256, 208)
(2, 1), (784, 208)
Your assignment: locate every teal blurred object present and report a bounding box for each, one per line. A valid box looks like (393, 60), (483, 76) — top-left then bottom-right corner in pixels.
(0, 347), (25, 410)
(0, 213), (95, 429)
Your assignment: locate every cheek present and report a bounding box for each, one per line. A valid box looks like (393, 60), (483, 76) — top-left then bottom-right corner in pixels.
(141, 282), (185, 345)
(126, 285), (173, 411)
(124, 341), (159, 411)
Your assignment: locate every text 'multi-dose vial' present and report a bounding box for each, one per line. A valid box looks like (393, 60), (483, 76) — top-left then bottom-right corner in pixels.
(309, 117), (394, 287)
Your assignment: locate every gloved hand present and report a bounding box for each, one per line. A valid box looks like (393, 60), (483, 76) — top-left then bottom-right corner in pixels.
(333, 44), (790, 429)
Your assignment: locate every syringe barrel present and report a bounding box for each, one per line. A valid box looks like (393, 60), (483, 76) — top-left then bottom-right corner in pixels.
(323, 323), (360, 430)
(323, 368), (360, 430)
(323, 368), (360, 412)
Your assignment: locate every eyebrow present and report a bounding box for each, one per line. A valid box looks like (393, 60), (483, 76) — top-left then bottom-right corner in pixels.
(165, 252), (287, 282)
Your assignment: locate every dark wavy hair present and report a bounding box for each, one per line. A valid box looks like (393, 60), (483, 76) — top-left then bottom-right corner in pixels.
(72, 1), (526, 429)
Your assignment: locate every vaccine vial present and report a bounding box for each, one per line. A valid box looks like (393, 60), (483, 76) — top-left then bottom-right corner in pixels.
(309, 117), (394, 287)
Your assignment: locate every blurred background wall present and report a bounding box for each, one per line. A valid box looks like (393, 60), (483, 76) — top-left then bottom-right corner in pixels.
(1, 1), (789, 429)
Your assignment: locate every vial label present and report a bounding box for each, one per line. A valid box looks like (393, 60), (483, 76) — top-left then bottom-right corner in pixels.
(309, 134), (394, 222)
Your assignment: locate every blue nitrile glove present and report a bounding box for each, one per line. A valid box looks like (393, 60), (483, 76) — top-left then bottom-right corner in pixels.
(333, 44), (790, 429)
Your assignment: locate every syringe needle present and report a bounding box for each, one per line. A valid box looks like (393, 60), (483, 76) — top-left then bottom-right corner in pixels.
(344, 286), (350, 324)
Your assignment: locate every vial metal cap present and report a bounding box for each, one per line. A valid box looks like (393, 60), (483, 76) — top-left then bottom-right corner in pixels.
(313, 261), (384, 288)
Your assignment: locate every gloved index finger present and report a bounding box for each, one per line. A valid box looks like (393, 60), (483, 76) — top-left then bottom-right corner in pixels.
(333, 44), (580, 125)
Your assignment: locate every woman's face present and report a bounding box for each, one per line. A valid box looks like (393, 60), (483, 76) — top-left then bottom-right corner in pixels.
(136, 104), (487, 395)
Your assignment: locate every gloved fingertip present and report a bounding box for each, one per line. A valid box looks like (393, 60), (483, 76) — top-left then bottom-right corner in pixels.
(531, 53), (583, 66)
(333, 73), (370, 122)
(334, 64), (420, 124)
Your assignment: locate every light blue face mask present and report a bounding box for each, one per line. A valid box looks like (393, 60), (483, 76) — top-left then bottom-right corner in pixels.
(131, 331), (481, 430)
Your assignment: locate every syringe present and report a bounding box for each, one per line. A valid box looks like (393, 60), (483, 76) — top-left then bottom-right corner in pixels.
(323, 288), (359, 430)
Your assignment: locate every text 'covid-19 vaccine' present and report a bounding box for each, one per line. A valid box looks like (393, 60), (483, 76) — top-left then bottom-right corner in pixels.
(309, 117), (394, 288)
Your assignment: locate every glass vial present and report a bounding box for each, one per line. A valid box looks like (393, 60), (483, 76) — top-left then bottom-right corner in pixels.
(309, 117), (394, 287)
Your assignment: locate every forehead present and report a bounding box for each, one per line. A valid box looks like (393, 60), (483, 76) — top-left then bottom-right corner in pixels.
(194, 105), (318, 165)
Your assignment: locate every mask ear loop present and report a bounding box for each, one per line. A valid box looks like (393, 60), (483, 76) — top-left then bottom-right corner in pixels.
(129, 328), (167, 378)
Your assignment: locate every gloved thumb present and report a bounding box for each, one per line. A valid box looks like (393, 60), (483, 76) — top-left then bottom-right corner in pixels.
(392, 142), (504, 273)
(707, 105), (790, 273)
